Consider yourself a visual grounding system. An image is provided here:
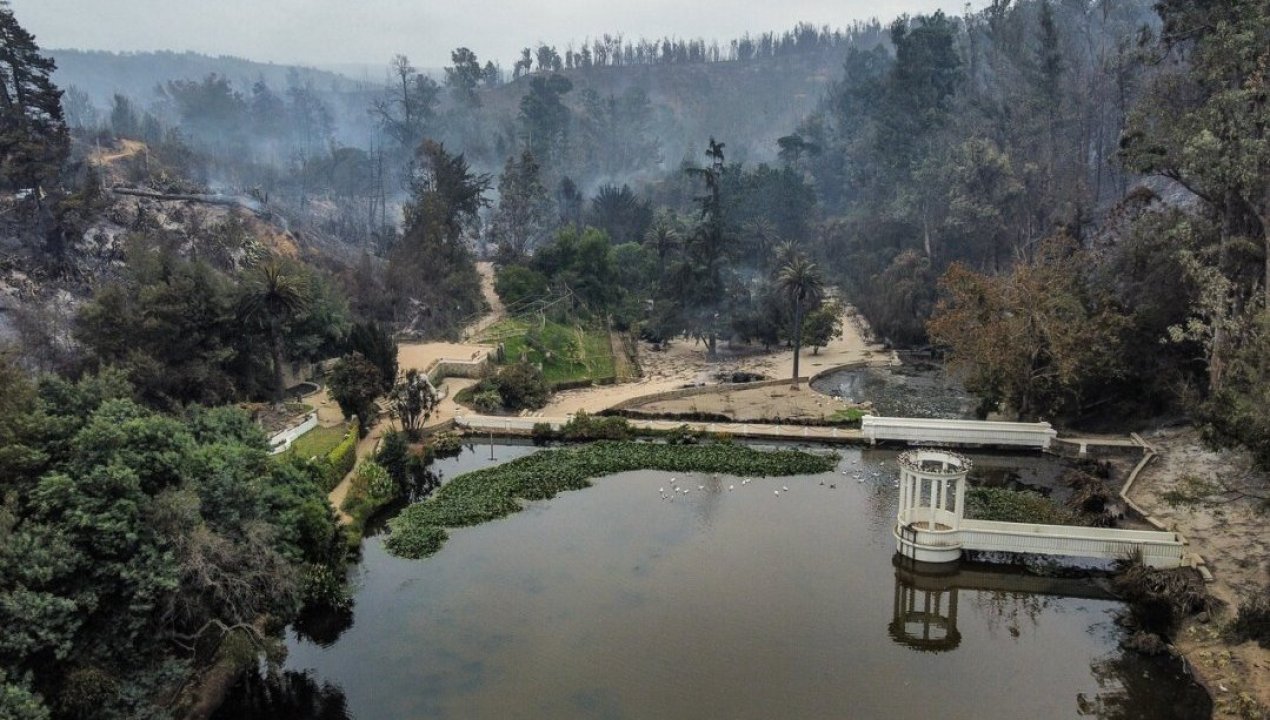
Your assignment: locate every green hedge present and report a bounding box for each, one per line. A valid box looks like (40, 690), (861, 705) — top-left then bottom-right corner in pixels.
(320, 422), (359, 492)
(385, 441), (837, 559)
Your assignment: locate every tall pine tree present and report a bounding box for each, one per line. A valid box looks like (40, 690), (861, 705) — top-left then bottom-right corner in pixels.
(0, 1), (68, 195)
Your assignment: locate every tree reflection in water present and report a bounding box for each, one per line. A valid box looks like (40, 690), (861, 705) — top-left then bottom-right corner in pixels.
(889, 557), (1212, 719)
(212, 668), (349, 720)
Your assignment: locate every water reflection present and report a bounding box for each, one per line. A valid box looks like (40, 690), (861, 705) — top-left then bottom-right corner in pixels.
(887, 558), (1118, 653)
(888, 558), (1211, 719)
(212, 668), (349, 720)
(218, 444), (1210, 720)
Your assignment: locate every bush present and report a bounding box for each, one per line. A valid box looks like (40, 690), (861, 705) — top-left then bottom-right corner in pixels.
(494, 363), (550, 410)
(530, 422), (558, 444)
(964, 487), (1078, 525)
(560, 411), (630, 441)
(299, 562), (352, 610)
(359, 461), (396, 500)
(377, 430), (410, 487)
(320, 424), (359, 491)
(1112, 556), (1214, 639)
(430, 431), (464, 456)
(471, 386), (503, 413)
(1228, 588), (1270, 648)
(494, 265), (549, 307)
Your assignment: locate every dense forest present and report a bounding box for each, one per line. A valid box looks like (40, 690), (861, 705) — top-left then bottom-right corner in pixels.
(1, 0), (1268, 716)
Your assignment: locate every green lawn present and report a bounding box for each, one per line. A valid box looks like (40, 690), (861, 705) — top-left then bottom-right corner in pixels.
(480, 318), (615, 385)
(283, 423), (349, 460)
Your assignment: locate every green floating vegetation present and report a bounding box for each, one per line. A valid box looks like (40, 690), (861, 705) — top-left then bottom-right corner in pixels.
(964, 486), (1078, 525)
(385, 441), (838, 559)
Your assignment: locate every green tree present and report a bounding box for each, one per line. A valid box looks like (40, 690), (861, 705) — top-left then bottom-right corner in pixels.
(444, 47), (483, 107)
(518, 74), (572, 172)
(0, 2), (68, 195)
(328, 353), (383, 433)
(388, 368), (438, 438)
(491, 150), (552, 259)
(777, 254), (825, 387)
(240, 259), (310, 404)
(347, 320), (398, 393)
(494, 265), (549, 308)
(802, 300), (844, 355)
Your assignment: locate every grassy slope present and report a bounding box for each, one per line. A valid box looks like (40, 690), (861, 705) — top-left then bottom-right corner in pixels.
(481, 318), (615, 384)
(283, 423), (348, 461)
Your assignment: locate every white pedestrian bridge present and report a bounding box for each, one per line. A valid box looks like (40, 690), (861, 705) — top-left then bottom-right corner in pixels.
(893, 448), (1186, 569)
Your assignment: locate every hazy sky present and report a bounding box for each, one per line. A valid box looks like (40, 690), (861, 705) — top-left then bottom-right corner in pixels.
(14, 0), (973, 70)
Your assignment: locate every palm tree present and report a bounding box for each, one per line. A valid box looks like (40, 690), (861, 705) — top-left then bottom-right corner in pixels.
(777, 254), (824, 389)
(241, 260), (310, 404)
(643, 212), (681, 286)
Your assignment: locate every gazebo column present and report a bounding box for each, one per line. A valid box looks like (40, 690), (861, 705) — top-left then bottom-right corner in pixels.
(953, 474), (967, 529)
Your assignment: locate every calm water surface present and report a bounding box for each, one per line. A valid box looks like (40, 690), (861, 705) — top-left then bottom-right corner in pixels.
(218, 443), (1209, 719)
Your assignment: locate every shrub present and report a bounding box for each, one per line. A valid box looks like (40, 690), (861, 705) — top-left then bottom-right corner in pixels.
(299, 562), (352, 610)
(560, 411), (630, 440)
(1228, 588), (1270, 648)
(377, 430), (410, 487)
(494, 363), (550, 410)
(320, 424), (358, 491)
(430, 431), (464, 456)
(358, 461), (396, 500)
(494, 265), (549, 307)
(531, 422), (558, 444)
(1112, 555), (1214, 640)
(964, 487), (1079, 525)
(661, 423), (703, 445)
(472, 386), (503, 413)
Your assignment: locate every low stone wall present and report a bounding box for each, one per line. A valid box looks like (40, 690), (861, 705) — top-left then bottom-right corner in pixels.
(609, 376), (811, 411)
(424, 351), (492, 385)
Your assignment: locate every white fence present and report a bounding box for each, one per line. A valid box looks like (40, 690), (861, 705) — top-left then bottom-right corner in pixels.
(268, 413), (318, 455)
(958, 519), (1185, 568)
(863, 416), (1057, 450)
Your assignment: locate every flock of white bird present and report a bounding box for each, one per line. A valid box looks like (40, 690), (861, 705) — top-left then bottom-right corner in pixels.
(656, 456), (899, 502)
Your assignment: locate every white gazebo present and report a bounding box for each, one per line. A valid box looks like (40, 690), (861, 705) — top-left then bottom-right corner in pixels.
(894, 448), (972, 563)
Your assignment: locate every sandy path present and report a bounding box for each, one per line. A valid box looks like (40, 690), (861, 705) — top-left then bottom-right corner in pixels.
(539, 307), (889, 416)
(461, 261), (504, 341)
(1130, 428), (1269, 718)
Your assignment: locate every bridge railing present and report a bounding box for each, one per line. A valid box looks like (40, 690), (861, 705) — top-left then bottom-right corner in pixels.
(958, 519), (1185, 568)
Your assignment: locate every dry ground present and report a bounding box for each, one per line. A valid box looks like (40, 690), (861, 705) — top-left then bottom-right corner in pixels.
(1131, 427), (1270, 719)
(629, 383), (869, 422)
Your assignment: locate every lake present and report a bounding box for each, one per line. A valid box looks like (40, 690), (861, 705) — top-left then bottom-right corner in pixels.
(216, 442), (1210, 719)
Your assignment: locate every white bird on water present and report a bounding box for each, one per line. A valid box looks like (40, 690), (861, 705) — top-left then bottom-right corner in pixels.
(659, 488), (664, 493)
(774, 490), (780, 496)
(698, 485), (705, 491)
(728, 485), (735, 491)
(782, 485), (789, 492)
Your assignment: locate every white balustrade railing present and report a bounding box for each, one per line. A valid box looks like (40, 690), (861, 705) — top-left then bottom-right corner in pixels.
(863, 416), (1057, 449)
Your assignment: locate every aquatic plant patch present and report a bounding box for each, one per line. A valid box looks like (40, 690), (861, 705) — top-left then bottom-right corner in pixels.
(385, 441), (837, 558)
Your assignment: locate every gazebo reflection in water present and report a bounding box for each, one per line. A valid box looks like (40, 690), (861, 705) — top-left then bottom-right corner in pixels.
(888, 555), (1119, 654)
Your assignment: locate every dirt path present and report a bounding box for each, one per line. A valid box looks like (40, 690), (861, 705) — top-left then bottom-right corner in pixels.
(90, 138), (146, 167)
(462, 261), (504, 341)
(539, 305), (890, 416)
(1129, 428), (1269, 719)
